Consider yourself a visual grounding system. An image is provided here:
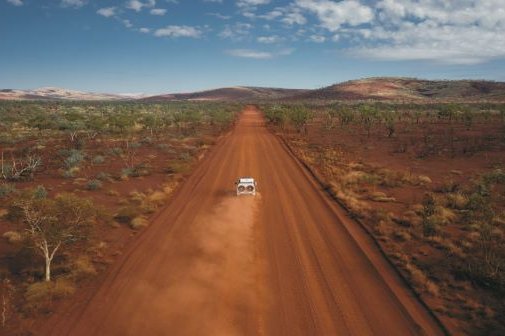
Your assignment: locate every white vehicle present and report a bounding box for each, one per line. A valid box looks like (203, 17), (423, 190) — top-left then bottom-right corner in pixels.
(235, 177), (257, 196)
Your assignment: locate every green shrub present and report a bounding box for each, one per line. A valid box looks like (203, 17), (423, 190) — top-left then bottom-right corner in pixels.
(86, 179), (102, 190)
(121, 165), (150, 178)
(482, 169), (505, 185)
(168, 162), (191, 174)
(157, 143), (171, 151)
(107, 147), (123, 156)
(63, 166), (80, 178)
(178, 152), (192, 161)
(96, 172), (110, 181)
(422, 193), (438, 236)
(0, 183), (16, 198)
(121, 167), (134, 178)
(32, 185), (48, 199)
(140, 137), (153, 145)
(64, 150), (84, 168)
(92, 155), (105, 164)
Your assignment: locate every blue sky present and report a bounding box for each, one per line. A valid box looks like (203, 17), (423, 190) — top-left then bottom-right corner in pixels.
(1, 0), (505, 94)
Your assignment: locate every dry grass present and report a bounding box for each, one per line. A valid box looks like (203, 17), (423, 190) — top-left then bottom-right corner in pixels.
(130, 216), (148, 230)
(24, 279), (76, 313)
(416, 175), (432, 185)
(428, 236), (466, 257)
(405, 263), (439, 296)
(369, 191), (396, 202)
(115, 206), (141, 224)
(375, 219), (395, 236)
(71, 255), (97, 280)
(106, 189), (120, 196)
(341, 171), (373, 185)
(447, 193), (469, 210)
(394, 230), (412, 241)
(148, 191), (167, 204)
(397, 210), (422, 227)
(330, 182), (370, 217)
(0, 208), (8, 217)
(162, 182), (178, 195)
(2, 230), (23, 244)
(433, 206), (457, 225)
(129, 191), (146, 204)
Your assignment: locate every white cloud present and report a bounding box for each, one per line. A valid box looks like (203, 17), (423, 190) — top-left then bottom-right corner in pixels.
(282, 11), (307, 25)
(280, 0), (505, 64)
(126, 0), (156, 12)
(219, 22), (252, 41)
(6, 0), (23, 6)
(154, 25), (202, 38)
(296, 0), (373, 31)
(207, 12), (231, 20)
(123, 19), (133, 28)
(308, 34), (326, 43)
(204, 0), (223, 2)
(259, 10), (283, 20)
(227, 49), (273, 59)
(257, 35), (284, 43)
(226, 48), (294, 59)
(150, 8), (167, 15)
(97, 7), (116, 18)
(237, 0), (270, 8)
(351, 0), (505, 64)
(242, 11), (256, 19)
(61, 0), (87, 8)
(139, 27), (151, 33)
(126, 0), (144, 11)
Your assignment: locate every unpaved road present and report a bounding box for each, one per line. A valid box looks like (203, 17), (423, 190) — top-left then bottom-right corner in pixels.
(42, 106), (444, 335)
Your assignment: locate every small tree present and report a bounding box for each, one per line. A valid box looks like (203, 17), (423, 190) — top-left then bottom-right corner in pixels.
(16, 194), (95, 282)
(383, 112), (396, 137)
(421, 193), (437, 237)
(359, 104), (377, 138)
(289, 105), (311, 134)
(337, 106), (354, 127)
(1, 151), (41, 181)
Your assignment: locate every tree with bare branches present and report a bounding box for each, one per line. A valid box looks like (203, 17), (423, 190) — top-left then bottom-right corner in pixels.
(16, 194), (95, 282)
(1, 151), (41, 181)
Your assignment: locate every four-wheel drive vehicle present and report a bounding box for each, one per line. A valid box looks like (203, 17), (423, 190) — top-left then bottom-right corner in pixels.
(235, 177), (257, 196)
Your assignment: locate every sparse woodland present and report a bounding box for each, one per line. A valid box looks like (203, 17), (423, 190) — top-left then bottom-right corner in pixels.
(0, 101), (240, 332)
(263, 101), (505, 335)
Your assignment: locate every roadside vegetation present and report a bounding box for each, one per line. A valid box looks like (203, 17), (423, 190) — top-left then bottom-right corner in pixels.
(0, 101), (240, 332)
(263, 101), (505, 335)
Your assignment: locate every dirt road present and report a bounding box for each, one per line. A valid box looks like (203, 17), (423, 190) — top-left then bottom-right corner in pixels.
(43, 106), (444, 335)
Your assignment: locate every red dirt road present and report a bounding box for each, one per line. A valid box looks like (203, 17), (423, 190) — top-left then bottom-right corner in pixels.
(42, 106), (444, 335)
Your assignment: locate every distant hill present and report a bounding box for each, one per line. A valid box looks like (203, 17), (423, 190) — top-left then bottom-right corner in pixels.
(293, 78), (505, 101)
(2, 78), (505, 102)
(142, 87), (309, 102)
(0, 87), (138, 101)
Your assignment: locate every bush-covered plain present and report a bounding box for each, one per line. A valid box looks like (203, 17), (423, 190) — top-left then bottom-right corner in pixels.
(263, 101), (505, 335)
(0, 100), (240, 331)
